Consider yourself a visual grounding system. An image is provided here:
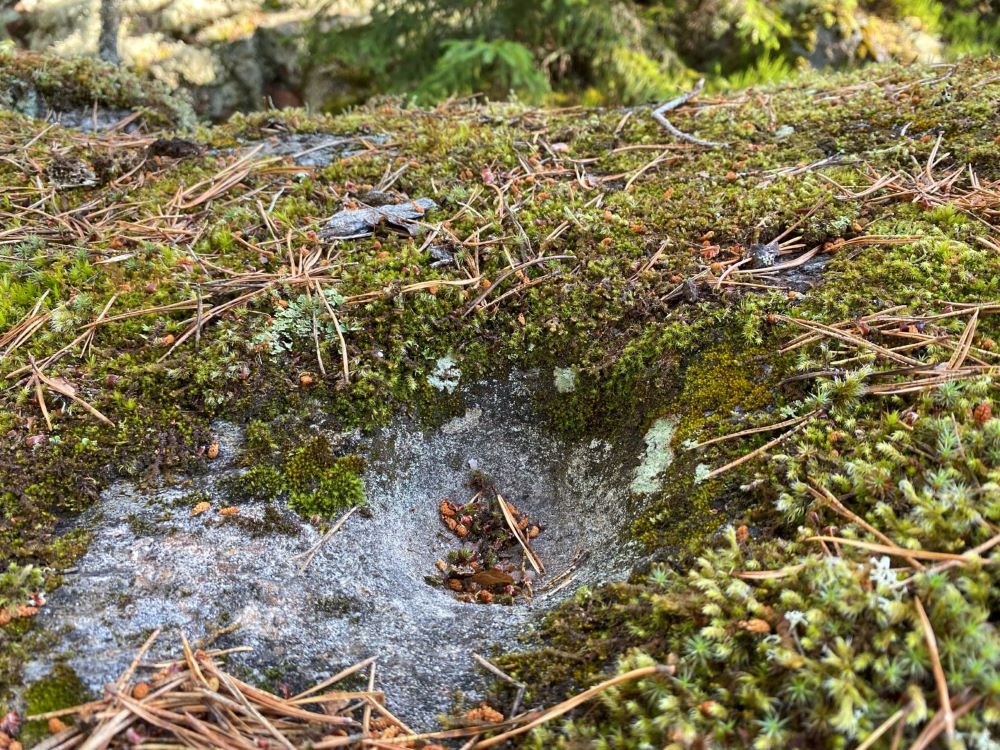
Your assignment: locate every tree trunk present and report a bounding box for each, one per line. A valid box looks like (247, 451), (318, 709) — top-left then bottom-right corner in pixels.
(98, 0), (120, 64)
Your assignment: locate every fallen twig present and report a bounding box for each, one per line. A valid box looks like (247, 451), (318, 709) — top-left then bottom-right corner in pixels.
(295, 505), (360, 574)
(651, 79), (726, 148)
(472, 653), (525, 719)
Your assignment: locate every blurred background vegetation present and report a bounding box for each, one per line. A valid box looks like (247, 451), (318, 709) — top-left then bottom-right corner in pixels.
(2, 0), (998, 119)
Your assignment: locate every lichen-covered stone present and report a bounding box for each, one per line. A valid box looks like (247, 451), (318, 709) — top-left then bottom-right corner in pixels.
(0, 49), (998, 746)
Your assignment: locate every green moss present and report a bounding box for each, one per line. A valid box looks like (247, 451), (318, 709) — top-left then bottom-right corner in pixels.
(2, 50), (1000, 744)
(222, 435), (365, 518)
(514, 378), (1000, 748)
(0, 563), (42, 620)
(21, 665), (90, 746)
(230, 505), (301, 538)
(0, 48), (194, 127)
(225, 464), (284, 503)
(286, 445), (365, 518)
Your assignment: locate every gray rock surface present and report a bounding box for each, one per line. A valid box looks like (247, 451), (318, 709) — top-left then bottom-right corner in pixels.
(4, 0), (372, 120)
(27, 374), (646, 729)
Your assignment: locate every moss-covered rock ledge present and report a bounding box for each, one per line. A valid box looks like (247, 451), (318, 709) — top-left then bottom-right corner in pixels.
(1, 50), (999, 747)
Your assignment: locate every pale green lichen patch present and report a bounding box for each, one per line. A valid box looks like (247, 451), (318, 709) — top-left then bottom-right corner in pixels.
(1, 49), (1000, 746)
(629, 417), (676, 495)
(428, 354), (462, 393)
(552, 366), (577, 394)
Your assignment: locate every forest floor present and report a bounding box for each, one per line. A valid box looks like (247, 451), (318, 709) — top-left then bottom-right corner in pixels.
(0, 50), (999, 748)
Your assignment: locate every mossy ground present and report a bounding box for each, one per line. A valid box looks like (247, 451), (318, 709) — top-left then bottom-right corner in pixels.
(0, 44), (195, 127)
(0, 51), (999, 747)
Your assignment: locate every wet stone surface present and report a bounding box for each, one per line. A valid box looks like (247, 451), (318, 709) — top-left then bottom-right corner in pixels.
(27, 374), (646, 728)
(247, 133), (386, 167)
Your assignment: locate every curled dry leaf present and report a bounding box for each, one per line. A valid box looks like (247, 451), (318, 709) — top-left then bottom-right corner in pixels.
(469, 568), (515, 588)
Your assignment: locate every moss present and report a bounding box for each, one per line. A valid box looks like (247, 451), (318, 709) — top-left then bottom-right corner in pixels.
(2, 50), (1000, 743)
(313, 593), (366, 619)
(230, 505), (301, 538)
(126, 513), (160, 537)
(629, 337), (776, 549)
(222, 435), (365, 518)
(224, 464), (284, 503)
(0, 563), (42, 621)
(0, 48), (194, 128)
(287, 452), (365, 518)
(21, 665), (90, 746)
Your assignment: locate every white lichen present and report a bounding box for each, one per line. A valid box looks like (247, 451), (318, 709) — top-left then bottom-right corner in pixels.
(553, 366), (577, 393)
(427, 354), (461, 393)
(630, 417), (676, 494)
(693, 463), (711, 485)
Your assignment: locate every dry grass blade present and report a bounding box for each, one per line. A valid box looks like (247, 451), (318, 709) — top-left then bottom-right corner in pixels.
(473, 664), (671, 748)
(30, 357), (115, 427)
(41, 634), (388, 750)
(496, 494), (544, 574)
(806, 482), (924, 571)
(775, 315), (922, 366)
(946, 307), (978, 370)
(116, 627), (162, 691)
(806, 536), (973, 562)
(854, 706), (908, 750)
(461, 255), (575, 316)
(687, 410), (816, 450)
(733, 563), (807, 581)
(175, 145), (268, 210)
(697, 419), (808, 483)
(295, 505), (359, 574)
(908, 692), (981, 750)
(0, 290), (51, 361)
(472, 653), (526, 718)
(313, 279), (350, 384)
(291, 656), (377, 701)
(913, 596), (954, 744)
(779, 305), (908, 353)
(361, 664), (376, 736)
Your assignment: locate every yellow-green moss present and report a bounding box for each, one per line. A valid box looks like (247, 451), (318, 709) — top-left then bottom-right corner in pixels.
(2, 51), (1000, 742)
(21, 665), (90, 746)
